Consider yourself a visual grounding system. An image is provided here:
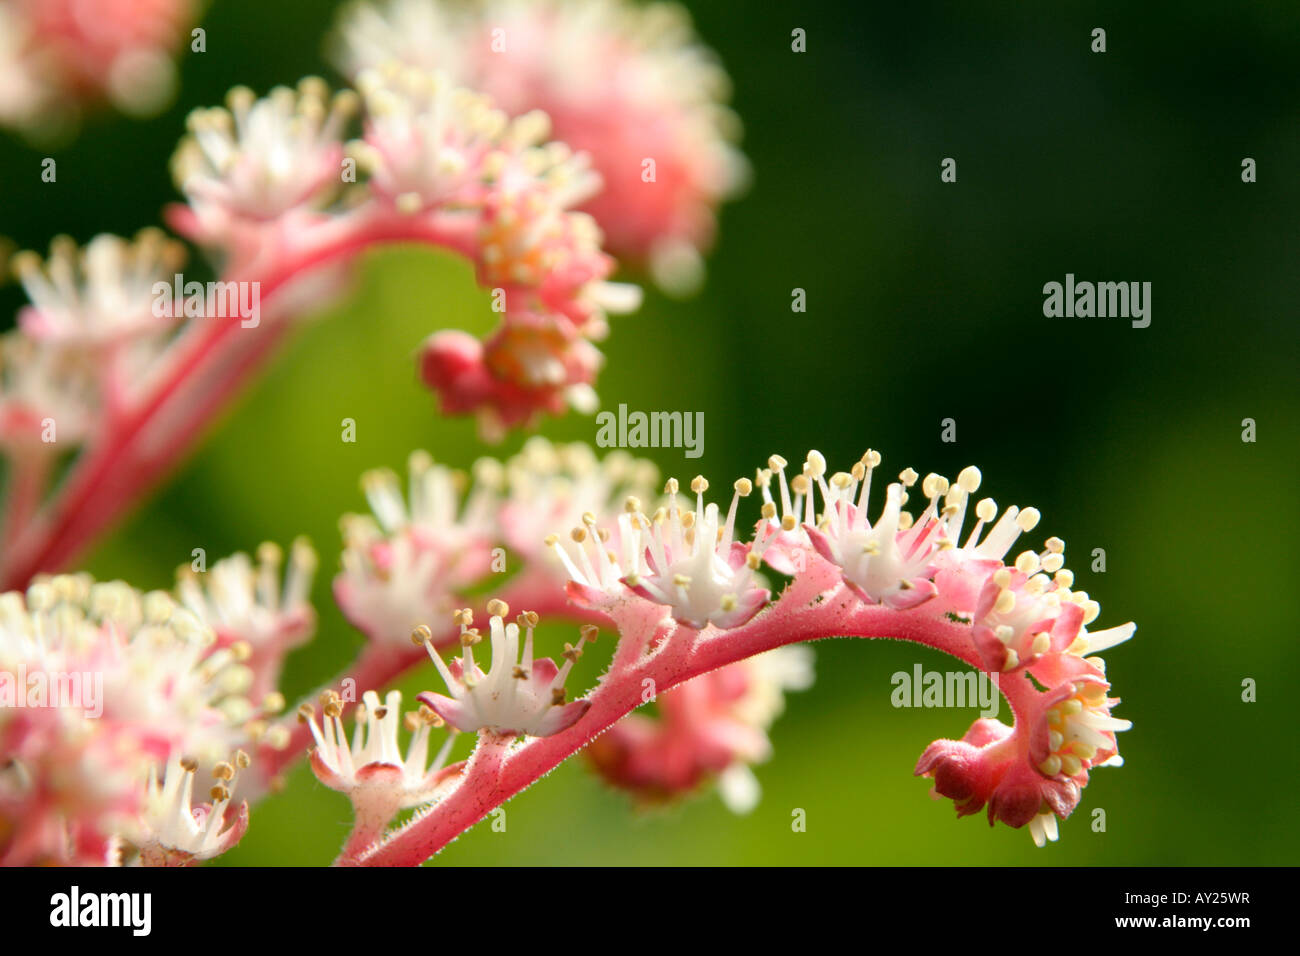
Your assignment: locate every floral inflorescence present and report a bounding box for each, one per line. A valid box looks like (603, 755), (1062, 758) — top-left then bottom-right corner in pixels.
(0, 0), (1135, 867)
(0, 560), (307, 864)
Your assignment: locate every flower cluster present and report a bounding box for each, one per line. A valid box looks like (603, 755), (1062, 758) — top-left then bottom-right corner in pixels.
(0, 0), (1139, 865)
(333, 0), (749, 295)
(0, 574), (252, 864)
(0, 0), (744, 591)
(0, 0), (197, 133)
(548, 449), (1134, 845)
(2, 230), (185, 449)
(0, 55), (654, 587)
(174, 538), (319, 702)
(549, 473), (775, 629)
(0, 541), (315, 865)
(301, 605), (605, 856)
(167, 65), (640, 436)
(334, 439), (658, 650)
(170, 78), (359, 252)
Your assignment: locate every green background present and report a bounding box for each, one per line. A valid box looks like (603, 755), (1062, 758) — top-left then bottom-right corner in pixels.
(1, 1), (1296, 865)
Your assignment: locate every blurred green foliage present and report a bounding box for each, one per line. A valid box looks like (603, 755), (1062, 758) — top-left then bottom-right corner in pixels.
(1, 0), (1296, 864)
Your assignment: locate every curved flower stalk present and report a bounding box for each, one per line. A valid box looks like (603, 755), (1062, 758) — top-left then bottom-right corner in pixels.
(0, 67), (639, 590)
(0, 444), (1134, 865)
(0, 0), (199, 134)
(0, 573), (273, 865)
(346, 446), (1132, 865)
(587, 645), (814, 813)
(333, 0), (749, 296)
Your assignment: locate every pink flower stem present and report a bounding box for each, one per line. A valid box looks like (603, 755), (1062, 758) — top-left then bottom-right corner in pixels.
(359, 567), (1039, 866)
(0, 209), (480, 590)
(1, 451), (52, 554)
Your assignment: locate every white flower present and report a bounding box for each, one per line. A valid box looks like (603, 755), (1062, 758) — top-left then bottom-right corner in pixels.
(795, 450), (1058, 614)
(10, 231), (184, 351)
(0, 333), (98, 449)
(177, 540), (316, 647)
(172, 78), (357, 223)
(414, 603), (593, 737)
(335, 451), (498, 647)
(332, 0), (468, 83)
(175, 540), (317, 697)
(355, 65), (552, 213)
(136, 754), (251, 866)
(1037, 679), (1132, 781)
(332, 0), (747, 292)
(797, 451), (944, 609)
(625, 476), (770, 629)
(549, 474), (771, 630)
(499, 437), (658, 560)
(304, 689), (457, 808)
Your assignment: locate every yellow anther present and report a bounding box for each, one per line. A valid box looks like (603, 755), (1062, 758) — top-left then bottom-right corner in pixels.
(1015, 551), (1041, 575)
(922, 473), (949, 499)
